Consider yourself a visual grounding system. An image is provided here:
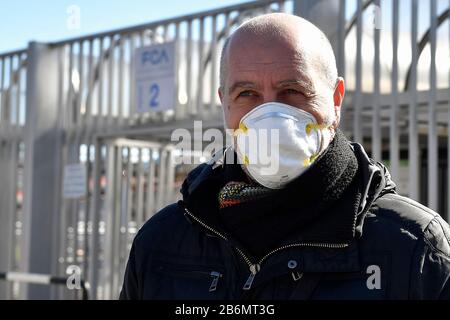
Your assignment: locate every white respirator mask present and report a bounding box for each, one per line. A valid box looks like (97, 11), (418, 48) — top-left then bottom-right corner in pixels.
(232, 102), (334, 189)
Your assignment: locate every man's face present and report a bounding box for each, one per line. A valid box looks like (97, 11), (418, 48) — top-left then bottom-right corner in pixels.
(219, 33), (344, 130)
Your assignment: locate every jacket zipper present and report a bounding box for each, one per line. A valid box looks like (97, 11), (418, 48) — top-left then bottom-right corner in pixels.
(209, 271), (222, 292)
(157, 264), (223, 292)
(184, 207), (349, 291)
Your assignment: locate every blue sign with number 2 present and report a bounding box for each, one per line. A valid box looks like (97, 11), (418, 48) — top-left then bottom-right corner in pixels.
(150, 83), (159, 108)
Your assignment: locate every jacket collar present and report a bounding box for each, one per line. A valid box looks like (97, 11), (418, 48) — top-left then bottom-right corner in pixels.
(350, 143), (397, 238)
(180, 143), (396, 273)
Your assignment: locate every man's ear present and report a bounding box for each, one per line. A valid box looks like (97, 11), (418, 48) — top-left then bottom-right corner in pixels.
(333, 77), (345, 107)
(332, 77), (345, 128)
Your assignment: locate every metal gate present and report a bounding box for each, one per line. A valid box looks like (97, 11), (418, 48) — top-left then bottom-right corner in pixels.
(1, 0), (450, 300)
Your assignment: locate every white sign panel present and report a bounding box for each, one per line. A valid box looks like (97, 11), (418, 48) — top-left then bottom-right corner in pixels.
(63, 163), (87, 199)
(134, 42), (176, 113)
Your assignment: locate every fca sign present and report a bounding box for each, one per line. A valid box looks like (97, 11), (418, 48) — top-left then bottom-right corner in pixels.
(142, 48), (169, 66)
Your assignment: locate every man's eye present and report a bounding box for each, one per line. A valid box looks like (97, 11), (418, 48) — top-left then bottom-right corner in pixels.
(237, 91), (255, 97)
(283, 89), (300, 95)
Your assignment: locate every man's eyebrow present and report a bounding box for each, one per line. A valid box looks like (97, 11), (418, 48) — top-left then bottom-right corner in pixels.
(274, 79), (314, 91)
(228, 81), (258, 95)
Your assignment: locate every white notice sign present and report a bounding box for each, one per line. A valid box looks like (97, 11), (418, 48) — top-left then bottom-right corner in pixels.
(63, 163), (87, 199)
(134, 41), (176, 113)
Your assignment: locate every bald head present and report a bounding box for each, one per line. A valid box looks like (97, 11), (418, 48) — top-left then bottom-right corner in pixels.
(219, 13), (338, 91)
(218, 12), (345, 131)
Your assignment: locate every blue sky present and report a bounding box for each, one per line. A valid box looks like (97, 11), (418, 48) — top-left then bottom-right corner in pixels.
(0, 0), (248, 53)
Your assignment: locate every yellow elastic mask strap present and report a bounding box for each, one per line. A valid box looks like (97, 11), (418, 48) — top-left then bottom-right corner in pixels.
(233, 122), (248, 137)
(304, 122), (333, 166)
(305, 122), (328, 136)
(303, 152), (320, 167)
(243, 155), (250, 166)
(233, 122), (250, 166)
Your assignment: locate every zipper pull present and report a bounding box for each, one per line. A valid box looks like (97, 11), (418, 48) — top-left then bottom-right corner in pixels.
(243, 264), (260, 291)
(291, 271), (303, 282)
(209, 271), (222, 292)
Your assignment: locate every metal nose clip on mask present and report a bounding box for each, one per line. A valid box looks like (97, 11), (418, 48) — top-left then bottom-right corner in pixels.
(233, 102), (333, 189)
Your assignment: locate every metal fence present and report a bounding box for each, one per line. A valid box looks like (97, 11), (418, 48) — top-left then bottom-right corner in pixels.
(0, 49), (27, 299)
(0, 0), (449, 300)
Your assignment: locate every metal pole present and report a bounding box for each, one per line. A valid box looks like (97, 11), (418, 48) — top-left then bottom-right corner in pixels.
(372, 0), (381, 162)
(409, 0), (419, 201)
(88, 137), (102, 299)
(390, 0), (400, 183)
(21, 42), (63, 299)
(447, 0), (450, 221)
(428, 0), (438, 211)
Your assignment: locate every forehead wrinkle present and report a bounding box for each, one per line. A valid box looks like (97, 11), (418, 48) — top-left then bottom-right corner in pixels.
(274, 78), (315, 94)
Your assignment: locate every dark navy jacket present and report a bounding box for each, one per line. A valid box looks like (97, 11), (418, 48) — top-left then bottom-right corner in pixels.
(119, 144), (450, 300)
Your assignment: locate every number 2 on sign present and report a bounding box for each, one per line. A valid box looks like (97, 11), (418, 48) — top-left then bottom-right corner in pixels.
(149, 83), (159, 108)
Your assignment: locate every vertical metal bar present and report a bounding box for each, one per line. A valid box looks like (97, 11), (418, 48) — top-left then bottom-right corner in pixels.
(224, 11), (232, 38)
(97, 38), (104, 127)
(0, 140), (18, 299)
(107, 36), (115, 128)
(140, 30), (146, 47)
(73, 46), (84, 297)
(7, 56), (14, 132)
(186, 20), (193, 115)
(56, 46), (68, 299)
(0, 57), (4, 135)
(136, 149), (145, 228)
(353, 0), (363, 143)
(338, 0), (346, 79)
(156, 149), (167, 211)
(78, 41), (85, 130)
(165, 149), (176, 205)
(118, 37), (125, 127)
(145, 149), (156, 220)
(82, 144), (91, 283)
(15, 55), (22, 129)
(70, 144), (81, 295)
(197, 17), (205, 119)
(0, 57), (3, 125)
(111, 145), (122, 299)
(67, 43), (74, 133)
(88, 139), (102, 299)
(448, 0), (450, 221)
(390, 0), (400, 182)
(102, 143), (116, 299)
(20, 54), (26, 127)
(118, 146), (128, 295)
(163, 24), (169, 41)
(372, 0), (381, 162)
(210, 15), (218, 113)
(129, 35), (136, 125)
(7, 141), (18, 299)
(125, 147), (134, 233)
(0, 142), (7, 299)
(115, 145), (133, 297)
(428, 0), (438, 210)
(409, 0), (419, 201)
(174, 23), (181, 120)
(64, 144), (78, 300)
(86, 40), (94, 133)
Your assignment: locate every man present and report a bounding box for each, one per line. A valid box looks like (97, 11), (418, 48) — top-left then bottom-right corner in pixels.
(120, 13), (450, 299)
